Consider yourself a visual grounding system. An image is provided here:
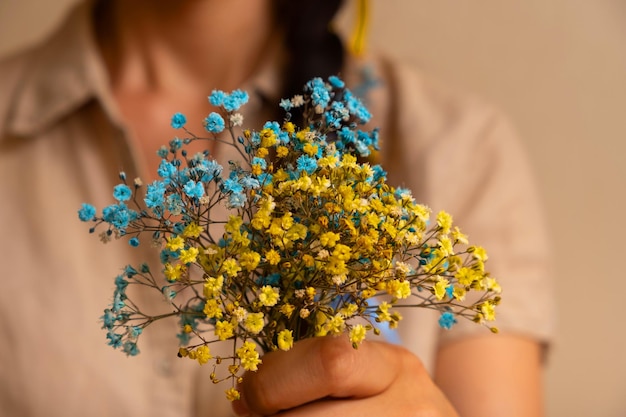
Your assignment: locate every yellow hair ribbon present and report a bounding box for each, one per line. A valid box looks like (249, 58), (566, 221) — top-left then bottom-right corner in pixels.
(349, 0), (370, 56)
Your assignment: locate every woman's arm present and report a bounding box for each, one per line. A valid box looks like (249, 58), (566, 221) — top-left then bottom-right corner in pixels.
(435, 334), (545, 417)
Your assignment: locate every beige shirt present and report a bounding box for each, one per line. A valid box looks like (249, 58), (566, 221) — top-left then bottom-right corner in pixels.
(0, 3), (554, 416)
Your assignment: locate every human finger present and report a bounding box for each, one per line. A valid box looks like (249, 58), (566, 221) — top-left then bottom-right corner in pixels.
(232, 335), (404, 416)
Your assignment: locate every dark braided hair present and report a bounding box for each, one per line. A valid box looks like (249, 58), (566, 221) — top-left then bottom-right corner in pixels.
(273, 0), (346, 100)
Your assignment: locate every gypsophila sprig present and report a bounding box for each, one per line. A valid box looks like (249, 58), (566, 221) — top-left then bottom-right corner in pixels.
(80, 77), (501, 400)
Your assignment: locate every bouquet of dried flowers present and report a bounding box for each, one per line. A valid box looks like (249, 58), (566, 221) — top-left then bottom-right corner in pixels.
(79, 76), (500, 400)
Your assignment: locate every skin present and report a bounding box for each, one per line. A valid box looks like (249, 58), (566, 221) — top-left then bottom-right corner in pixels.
(97, 1), (546, 416)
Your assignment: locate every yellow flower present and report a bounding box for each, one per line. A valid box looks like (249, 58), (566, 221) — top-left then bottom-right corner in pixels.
(302, 254), (315, 267)
(451, 226), (468, 244)
(455, 267), (477, 287)
(256, 147), (269, 158)
(182, 222), (203, 238)
(221, 258), (241, 277)
(285, 223), (307, 241)
(324, 313), (346, 335)
(276, 146), (289, 158)
(225, 387), (240, 402)
(433, 277), (450, 300)
(386, 279), (411, 299)
(349, 324), (367, 346)
(264, 249), (281, 265)
(436, 211), (453, 235)
(283, 121), (295, 134)
(470, 246), (489, 262)
(332, 244), (351, 261)
(377, 301), (392, 322)
(237, 341), (262, 371)
(203, 299), (223, 319)
(203, 276), (224, 298)
(244, 312), (265, 334)
(485, 277), (501, 293)
(453, 286), (467, 301)
(260, 127), (277, 147)
(279, 303), (295, 318)
(438, 236), (454, 257)
(164, 263), (184, 281)
(303, 142), (318, 156)
(239, 251), (261, 271)
(281, 212), (294, 230)
(252, 211), (271, 230)
(339, 303), (358, 318)
(179, 247), (199, 264)
(215, 320), (234, 340)
(324, 257), (347, 275)
(258, 286), (280, 307)
(277, 329), (294, 351)
(481, 301), (496, 321)
(319, 231), (340, 248)
(195, 345), (212, 365)
(226, 215), (244, 234)
(166, 236), (185, 251)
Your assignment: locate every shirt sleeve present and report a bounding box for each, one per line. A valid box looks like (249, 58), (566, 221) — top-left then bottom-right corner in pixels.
(372, 56), (556, 349)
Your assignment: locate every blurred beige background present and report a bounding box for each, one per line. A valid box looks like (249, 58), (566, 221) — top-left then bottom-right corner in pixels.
(1, 0), (624, 416)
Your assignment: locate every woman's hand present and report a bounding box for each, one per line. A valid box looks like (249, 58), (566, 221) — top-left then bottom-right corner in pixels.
(232, 335), (459, 417)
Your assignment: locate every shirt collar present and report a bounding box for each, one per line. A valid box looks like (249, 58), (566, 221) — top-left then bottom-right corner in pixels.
(5, 0), (285, 138)
(6, 1), (121, 137)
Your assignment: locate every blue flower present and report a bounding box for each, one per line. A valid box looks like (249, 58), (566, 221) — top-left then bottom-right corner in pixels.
(78, 203), (96, 222)
(157, 146), (169, 158)
(308, 78), (331, 108)
(200, 160), (223, 182)
(113, 184), (132, 202)
(112, 293), (125, 312)
(227, 192), (247, 209)
(124, 265), (138, 277)
(343, 90), (371, 123)
(129, 326), (143, 339)
(157, 160), (177, 179)
(169, 138), (183, 151)
(115, 274), (129, 291)
(204, 112), (225, 133)
(263, 121), (281, 133)
(279, 98), (292, 111)
(296, 155), (318, 175)
(170, 112), (187, 129)
(372, 165), (387, 181)
(166, 193), (184, 214)
(222, 178), (243, 194)
(209, 90), (226, 106)
(129, 237), (140, 247)
(183, 180), (204, 199)
(101, 309), (116, 330)
(102, 203), (137, 230)
(106, 331), (123, 348)
(252, 157), (267, 170)
(328, 75), (345, 88)
(438, 312), (457, 330)
(240, 175), (260, 190)
(145, 181), (166, 208)
(445, 286), (454, 299)
(223, 90), (249, 111)
(122, 341), (140, 356)
(162, 286), (176, 301)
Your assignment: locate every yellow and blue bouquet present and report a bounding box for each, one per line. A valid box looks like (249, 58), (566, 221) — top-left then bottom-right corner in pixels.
(79, 76), (500, 400)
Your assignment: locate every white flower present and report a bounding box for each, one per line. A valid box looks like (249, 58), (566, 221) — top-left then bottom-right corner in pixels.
(291, 95), (304, 107)
(230, 113), (244, 126)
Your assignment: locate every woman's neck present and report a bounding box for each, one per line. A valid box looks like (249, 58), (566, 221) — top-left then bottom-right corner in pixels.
(95, 0), (277, 95)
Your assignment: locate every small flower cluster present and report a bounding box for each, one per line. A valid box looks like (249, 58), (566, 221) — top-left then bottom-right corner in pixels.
(80, 76), (501, 400)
